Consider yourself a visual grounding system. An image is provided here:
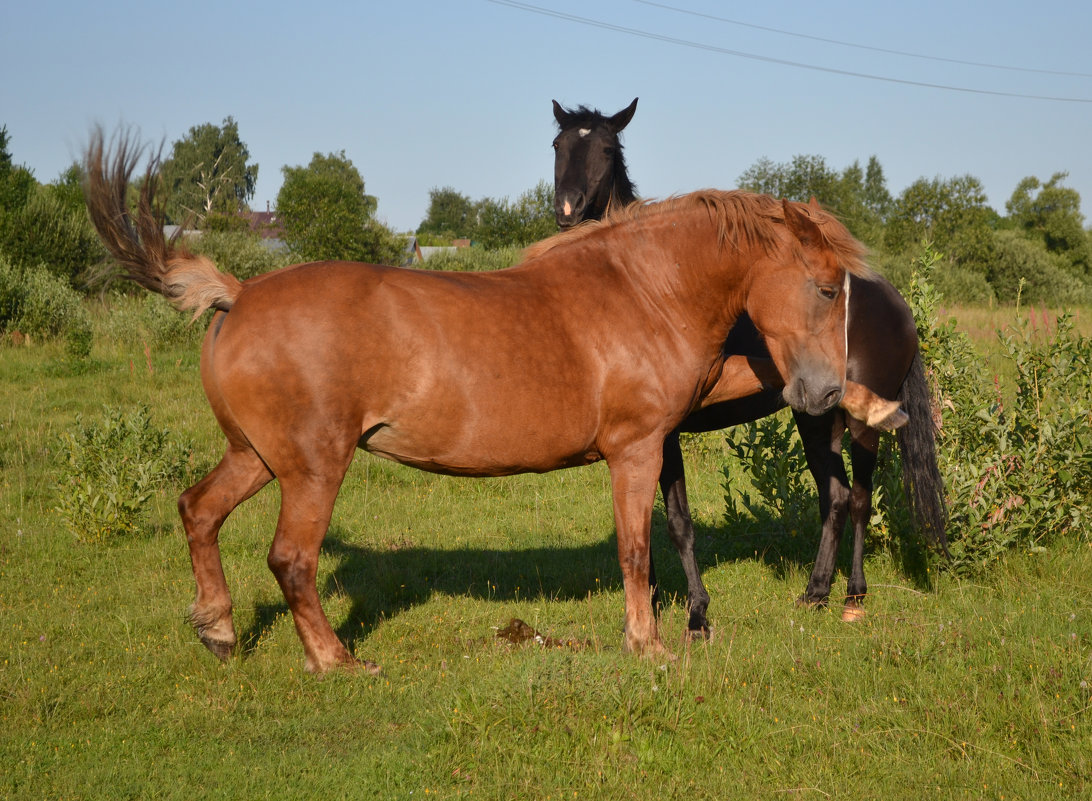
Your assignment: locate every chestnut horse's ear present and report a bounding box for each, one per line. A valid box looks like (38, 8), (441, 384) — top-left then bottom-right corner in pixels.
(552, 100), (573, 127)
(608, 97), (638, 133)
(782, 198), (822, 248)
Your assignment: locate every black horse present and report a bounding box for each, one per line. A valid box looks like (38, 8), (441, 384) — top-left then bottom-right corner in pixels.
(552, 98), (949, 630)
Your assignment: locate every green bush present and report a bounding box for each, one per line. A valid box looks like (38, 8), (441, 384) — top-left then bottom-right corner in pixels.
(54, 405), (196, 543)
(0, 258), (92, 348)
(96, 292), (209, 349)
(932, 263), (996, 305)
(186, 230), (293, 281)
(420, 246), (523, 272)
(988, 230), (1092, 305)
(899, 248), (1092, 567)
(873, 250), (996, 305)
(0, 188), (106, 284)
(722, 409), (815, 537)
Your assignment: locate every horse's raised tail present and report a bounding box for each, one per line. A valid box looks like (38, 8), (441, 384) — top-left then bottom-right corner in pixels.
(896, 352), (950, 557)
(83, 127), (242, 318)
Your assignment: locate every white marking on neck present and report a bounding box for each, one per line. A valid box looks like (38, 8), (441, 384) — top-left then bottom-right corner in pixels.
(578, 128), (591, 137)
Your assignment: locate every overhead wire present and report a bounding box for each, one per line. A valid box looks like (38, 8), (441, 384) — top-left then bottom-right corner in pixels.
(633, 0), (1092, 79)
(486, 0), (1092, 104)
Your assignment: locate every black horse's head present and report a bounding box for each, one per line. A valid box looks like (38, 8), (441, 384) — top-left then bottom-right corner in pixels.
(551, 97), (639, 229)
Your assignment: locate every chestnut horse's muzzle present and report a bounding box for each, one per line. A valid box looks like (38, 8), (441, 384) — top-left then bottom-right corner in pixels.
(782, 374), (845, 417)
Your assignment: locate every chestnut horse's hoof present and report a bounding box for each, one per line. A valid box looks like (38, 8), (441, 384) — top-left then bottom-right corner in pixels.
(200, 635), (235, 662)
(623, 632), (676, 662)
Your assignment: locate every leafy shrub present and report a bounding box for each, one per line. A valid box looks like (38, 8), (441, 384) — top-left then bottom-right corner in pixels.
(900, 247), (1092, 568)
(932, 263), (996, 305)
(420, 246), (523, 272)
(187, 230), (292, 281)
(873, 249), (996, 305)
(96, 292), (209, 349)
(54, 405), (195, 543)
(0, 258), (92, 350)
(988, 230), (1092, 306)
(0, 188), (106, 284)
(473, 181), (557, 250)
(722, 410), (815, 537)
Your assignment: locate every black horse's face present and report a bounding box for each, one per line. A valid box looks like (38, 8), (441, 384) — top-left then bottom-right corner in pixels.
(551, 98), (637, 230)
(553, 126), (617, 229)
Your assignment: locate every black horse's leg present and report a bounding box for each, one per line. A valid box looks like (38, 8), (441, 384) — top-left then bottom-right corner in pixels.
(658, 431), (711, 637)
(843, 421), (880, 621)
(793, 410), (851, 607)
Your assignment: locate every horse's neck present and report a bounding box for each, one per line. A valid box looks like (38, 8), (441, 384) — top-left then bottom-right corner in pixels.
(623, 214), (749, 333)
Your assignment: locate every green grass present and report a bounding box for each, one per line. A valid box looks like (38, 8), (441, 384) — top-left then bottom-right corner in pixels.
(3, 332), (1091, 799)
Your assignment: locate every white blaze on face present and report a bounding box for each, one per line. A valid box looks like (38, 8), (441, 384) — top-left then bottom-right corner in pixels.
(843, 271), (851, 366)
(563, 199), (572, 216)
(578, 128), (591, 137)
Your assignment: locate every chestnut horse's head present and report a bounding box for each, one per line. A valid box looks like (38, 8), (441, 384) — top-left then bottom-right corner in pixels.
(744, 198), (868, 416)
(552, 98), (638, 229)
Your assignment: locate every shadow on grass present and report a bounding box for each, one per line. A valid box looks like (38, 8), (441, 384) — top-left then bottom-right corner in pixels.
(235, 502), (937, 657)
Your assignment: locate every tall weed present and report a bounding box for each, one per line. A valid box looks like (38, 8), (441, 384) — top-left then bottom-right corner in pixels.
(54, 405), (196, 543)
(722, 411), (813, 537)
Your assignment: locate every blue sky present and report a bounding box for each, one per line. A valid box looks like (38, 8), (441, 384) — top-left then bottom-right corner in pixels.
(3, 0), (1090, 233)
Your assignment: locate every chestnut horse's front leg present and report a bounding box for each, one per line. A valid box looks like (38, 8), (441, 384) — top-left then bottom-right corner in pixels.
(607, 442), (674, 660)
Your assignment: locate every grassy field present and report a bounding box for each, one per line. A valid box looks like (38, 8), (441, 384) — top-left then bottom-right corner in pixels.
(2, 309), (1091, 799)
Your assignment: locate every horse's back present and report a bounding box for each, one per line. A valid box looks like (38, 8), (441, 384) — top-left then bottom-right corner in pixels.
(197, 260), (624, 477)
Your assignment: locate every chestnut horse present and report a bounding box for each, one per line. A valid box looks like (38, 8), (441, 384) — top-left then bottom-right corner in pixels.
(552, 99), (948, 630)
(85, 129), (869, 674)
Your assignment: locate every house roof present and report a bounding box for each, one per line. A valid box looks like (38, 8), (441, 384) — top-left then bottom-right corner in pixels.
(245, 210), (283, 239)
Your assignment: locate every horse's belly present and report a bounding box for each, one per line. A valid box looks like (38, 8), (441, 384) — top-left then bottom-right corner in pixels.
(360, 420), (601, 478)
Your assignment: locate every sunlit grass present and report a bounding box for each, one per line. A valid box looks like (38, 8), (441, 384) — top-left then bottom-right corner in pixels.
(2, 321), (1091, 799)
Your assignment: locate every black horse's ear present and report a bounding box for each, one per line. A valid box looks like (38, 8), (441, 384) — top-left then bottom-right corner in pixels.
(608, 98), (638, 133)
(552, 100), (573, 127)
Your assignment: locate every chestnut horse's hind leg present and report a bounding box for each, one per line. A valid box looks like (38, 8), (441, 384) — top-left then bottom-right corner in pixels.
(178, 445), (273, 660)
(267, 470), (378, 675)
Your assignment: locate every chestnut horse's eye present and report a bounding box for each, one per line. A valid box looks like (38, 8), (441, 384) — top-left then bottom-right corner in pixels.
(817, 284), (839, 301)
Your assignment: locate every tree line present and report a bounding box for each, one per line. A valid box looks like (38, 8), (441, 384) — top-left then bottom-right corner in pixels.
(736, 154), (1091, 306)
(1, 118), (1090, 307)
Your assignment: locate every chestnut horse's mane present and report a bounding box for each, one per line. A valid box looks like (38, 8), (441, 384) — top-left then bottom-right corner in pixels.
(525, 190), (871, 278)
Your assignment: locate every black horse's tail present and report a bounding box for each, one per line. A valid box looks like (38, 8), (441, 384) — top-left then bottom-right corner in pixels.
(896, 352), (950, 557)
(83, 127), (241, 318)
